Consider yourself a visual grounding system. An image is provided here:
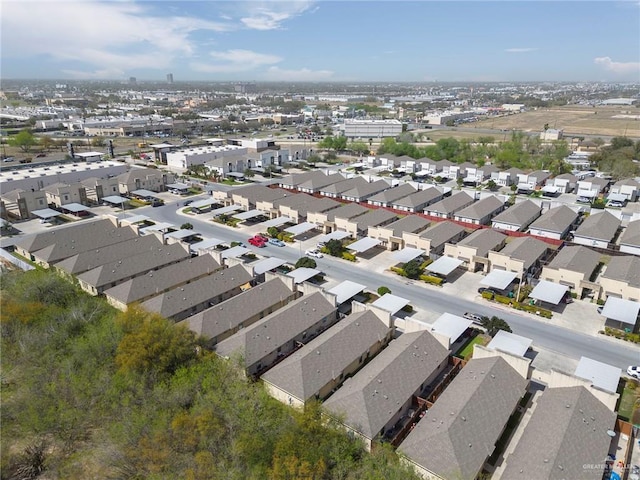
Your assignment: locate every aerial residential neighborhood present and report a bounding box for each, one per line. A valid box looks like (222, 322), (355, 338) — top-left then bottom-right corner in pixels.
(2, 1), (639, 478)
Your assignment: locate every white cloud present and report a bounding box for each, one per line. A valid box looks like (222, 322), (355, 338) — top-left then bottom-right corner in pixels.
(2, 1), (232, 77)
(505, 48), (538, 53)
(594, 56), (640, 75)
(263, 66), (334, 81)
(191, 49), (282, 73)
(240, 1), (315, 30)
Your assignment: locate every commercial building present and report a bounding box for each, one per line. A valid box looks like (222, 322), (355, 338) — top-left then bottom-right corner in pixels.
(342, 119), (403, 139)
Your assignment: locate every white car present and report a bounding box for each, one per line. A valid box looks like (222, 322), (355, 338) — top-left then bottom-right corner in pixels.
(305, 249), (323, 258)
(627, 366), (640, 379)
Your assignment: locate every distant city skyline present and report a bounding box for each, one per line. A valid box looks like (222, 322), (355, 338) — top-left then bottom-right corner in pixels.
(2, 1), (639, 83)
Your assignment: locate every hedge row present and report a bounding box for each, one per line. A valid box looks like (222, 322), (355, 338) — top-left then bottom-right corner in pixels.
(342, 252), (357, 262)
(602, 327), (640, 344)
(419, 274), (444, 286)
(482, 292), (553, 318)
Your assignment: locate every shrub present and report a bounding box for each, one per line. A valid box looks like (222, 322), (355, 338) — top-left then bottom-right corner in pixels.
(341, 252), (357, 262)
(570, 291), (578, 299)
(390, 266), (405, 276)
(419, 259), (433, 269)
(494, 294), (512, 305)
(377, 286), (391, 296)
(419, 274), (444, 286)
(401, 304), (414, 313)
(481, 291), (494, 300)
(596, 298), (605, 305)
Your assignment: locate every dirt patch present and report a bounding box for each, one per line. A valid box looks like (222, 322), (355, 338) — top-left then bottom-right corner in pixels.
(471, 106), (640, 138)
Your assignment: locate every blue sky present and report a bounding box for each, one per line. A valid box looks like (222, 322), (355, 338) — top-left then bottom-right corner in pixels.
(2, 1), (639, 82)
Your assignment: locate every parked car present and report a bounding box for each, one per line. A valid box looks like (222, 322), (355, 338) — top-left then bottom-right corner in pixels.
(35, 153), (47, 158)
(463, 312), (484, 325)
(268, 238), (285, 247)
(305, 249), (323, 258)
(184, 199), (193, 206)
(248, 236), (266, 247)
(607, 201), (625, 208)
(627, 366), (640, 379)
(477, 287), (496, 296)
(2, 157), (14, 162)
(597, 306), (604, 314)
(151, 199), (164, 207)
(316, 241), (326, 249)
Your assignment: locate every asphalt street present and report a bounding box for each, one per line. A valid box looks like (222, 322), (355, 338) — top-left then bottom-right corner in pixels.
(143, 197), (640, 371)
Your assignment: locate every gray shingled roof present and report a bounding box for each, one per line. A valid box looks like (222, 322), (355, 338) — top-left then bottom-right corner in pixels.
(320, 177), (370, 195)
(273, 193), (340, 215)
(31, 224), (140, 265)
(103, 254), (221, 305)
(419, 221), (467, 249)
(491, 200), (541, 228)
(323, 330), (449, 440)
(457, 229), (507, 257)
(341, 179), (390, 199)
(425, 192), (474, 216)
(367, 184), (417, 204)
(353, 209), (397, 231)
(279, 170), (326, 188)
(620, 219), (640, 247)
(399, 356), (527, 480)
(140, 264), (253, 319)
(117, 167), (162, 184)
(381, 215), (430, 237)
(454, 195), (504, 222)
(55, 235), (163, 275)
(325, 203), (369, 222)
(528, 205), (578, 234)
(392, 187), (443, 209)
(178, 277), (296, 341)
(77, 243), (191, 289)
(501, 386), (616, 480)
(545, 245), (601, 277)
(214, 292), (336, 367)
(231, 184), (289, 204)
(15, 218), (126, 256)
(601, 255), (640, 288)
(497, 237), (548, 270)
(298, 172), (345, 191)
(261, 310), (391, 402)
(574, 211), (621, 242)
(613, 178), (640, 187)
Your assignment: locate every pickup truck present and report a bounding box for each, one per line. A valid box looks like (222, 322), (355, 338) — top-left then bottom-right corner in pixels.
(463, 312), (484, 325)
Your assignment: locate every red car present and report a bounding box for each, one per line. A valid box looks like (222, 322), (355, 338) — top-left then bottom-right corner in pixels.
(248, 236), (266, 247)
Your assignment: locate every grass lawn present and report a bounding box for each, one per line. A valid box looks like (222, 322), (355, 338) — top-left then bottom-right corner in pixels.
(618, 382), (639, 422)
(457, 334), (487, 360)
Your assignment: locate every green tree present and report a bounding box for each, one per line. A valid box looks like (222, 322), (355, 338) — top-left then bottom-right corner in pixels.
(325, 239), (344, 257)
(8, 129), (37, 153)
(267, 226), (280, 238)
(91, 136), (106, 147)
(610, 136), (634, 150)
(480, 315), (513, 337)
(180, 223), (193, 230)
(486, 179), (498, 191)
(40, 136), (54, 152)
(115, 307), (198, 377)
(403, 259), (424, 279)
(243, 168), (255, 179)
(295, 257), (317, 269)
(377, 286), (391, 296)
